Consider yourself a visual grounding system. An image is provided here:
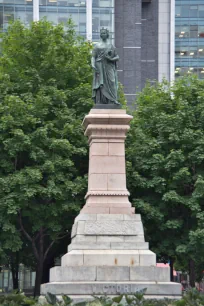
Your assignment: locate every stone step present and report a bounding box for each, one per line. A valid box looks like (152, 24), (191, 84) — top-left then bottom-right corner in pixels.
(61, 250), (156, 267)
(68, 242), (149, 252)
(41, 281), (181, 297)
(75, 214), (141, 222)
(49, 266), (170, 282)
(71, 234), (145, 244)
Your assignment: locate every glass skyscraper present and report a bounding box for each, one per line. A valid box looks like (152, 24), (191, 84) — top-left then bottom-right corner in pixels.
(175, 1), (204, 79)
(0, 0), (114, 43)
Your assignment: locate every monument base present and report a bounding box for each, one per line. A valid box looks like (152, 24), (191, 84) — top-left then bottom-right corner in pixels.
(40, 109), (181, 301)
(40, 214), (181, 301)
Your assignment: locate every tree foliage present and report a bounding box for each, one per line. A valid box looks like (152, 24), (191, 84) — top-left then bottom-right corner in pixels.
(126, 77), (204, 284)
(0, 19), (93, 294)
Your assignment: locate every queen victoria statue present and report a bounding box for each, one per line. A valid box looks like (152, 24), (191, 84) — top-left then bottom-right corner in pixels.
(91, 28), (120, 106)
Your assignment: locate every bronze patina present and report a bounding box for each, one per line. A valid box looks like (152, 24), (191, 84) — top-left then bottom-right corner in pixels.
(91, 28), (120, 105)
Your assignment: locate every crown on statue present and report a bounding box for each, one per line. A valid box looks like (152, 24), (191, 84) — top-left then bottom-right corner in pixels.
(100, 28), (109, 36)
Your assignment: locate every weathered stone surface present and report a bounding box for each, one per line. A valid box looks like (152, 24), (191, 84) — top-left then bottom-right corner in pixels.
(84, 221), (144, 236)
(96, 236), (125, 242)
(50, 266), (96, 282)
(71, 223), (77, 238)
(41, 281), (181, 296)
(76, 221), (85, 235)
(68, 243), (111, 252)
(130, 267), (170, 282)
(75, 214), (142, 221)
(72, 235), (97, 244)
(123, 214), (141, 221)
(97, 267), (130, 281)
(110, 207), (135, 214)
(124, 235), (145, 242)
(75, 214), (97, 222)
(50, 266), (170, 283)
(139, 250), (156, 266)
(110, 242), (149, 250)
(96, 214), (124, 221)
(80, 207), (110, 214)
(68, 242), (149, 251)
(83, 250), (140, 266)
(61, 251), (83, 267)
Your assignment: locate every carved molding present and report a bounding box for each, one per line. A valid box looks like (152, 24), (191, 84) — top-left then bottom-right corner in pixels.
(83, 114), (133, 130)
(85, 191), (130, 199)
(85, 125), (130, 137)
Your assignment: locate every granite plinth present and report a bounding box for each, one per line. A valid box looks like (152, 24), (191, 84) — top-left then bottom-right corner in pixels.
(93, 104), (122, 109)
(81, 109), (133, 215)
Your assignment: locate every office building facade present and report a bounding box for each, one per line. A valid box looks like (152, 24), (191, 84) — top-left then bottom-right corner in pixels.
(0, 0), (174, 106)
(175, 0), (204, 79)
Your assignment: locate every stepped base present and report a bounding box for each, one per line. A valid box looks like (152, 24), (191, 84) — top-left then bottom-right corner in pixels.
(49, 266), (171, 282)
(41, 281), (181, 299)
(40, 214), (182, 300)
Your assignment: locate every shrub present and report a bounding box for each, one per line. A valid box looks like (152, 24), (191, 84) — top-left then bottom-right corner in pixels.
(0, 288), (203, 306)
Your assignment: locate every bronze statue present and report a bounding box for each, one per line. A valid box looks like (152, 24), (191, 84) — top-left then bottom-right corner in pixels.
(91, 28), (120, 105)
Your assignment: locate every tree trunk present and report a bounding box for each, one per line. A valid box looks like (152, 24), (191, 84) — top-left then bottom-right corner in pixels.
(170, 257), (174, 282)
(42, 256), (55, 284)
(189, 258), (196, 287)
(34, 228), (44, 297)
(34, 258), (44, 297)
(10, 252), (19, 290)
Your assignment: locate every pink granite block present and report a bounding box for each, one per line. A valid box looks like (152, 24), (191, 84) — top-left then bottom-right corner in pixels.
(108, 174), (127, 190)
(109, 143), (125, 156)
(85, 202), (132, 208)
(89, 174), (108, 191)
(110, 207), (134, 214)
(80, 207), (110, 214)
(86, 195), (131, 204)
(90, 143), (108, 156)
(89, 156), (126, 174)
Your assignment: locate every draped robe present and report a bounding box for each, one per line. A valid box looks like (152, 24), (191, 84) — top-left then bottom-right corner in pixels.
(92, 43), (118, 104)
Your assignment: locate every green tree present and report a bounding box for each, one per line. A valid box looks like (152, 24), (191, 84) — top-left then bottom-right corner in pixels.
(126, 77), (204, 286)
(0, 20), (93, 295)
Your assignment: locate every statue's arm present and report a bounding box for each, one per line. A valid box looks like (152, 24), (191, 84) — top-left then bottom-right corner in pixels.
(91, 57), (96, 69)
(91, 47), (97, 70)
(105, 47), (119, 62)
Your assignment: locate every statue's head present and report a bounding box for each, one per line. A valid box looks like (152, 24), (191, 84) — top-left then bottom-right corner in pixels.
(100, 28), (109, 40)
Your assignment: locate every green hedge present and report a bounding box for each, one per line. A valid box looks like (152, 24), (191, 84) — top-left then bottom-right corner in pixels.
(0, 289), (203, 306)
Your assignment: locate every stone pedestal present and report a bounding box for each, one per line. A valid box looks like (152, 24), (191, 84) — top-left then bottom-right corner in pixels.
(41, 109), (181, 300)
(81, 109), (134, 215)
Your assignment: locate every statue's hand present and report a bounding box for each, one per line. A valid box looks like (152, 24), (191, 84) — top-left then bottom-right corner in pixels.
(105, 56), (112, 61)
(106, 55), (118, 62)
(92, 65), (99, 72)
